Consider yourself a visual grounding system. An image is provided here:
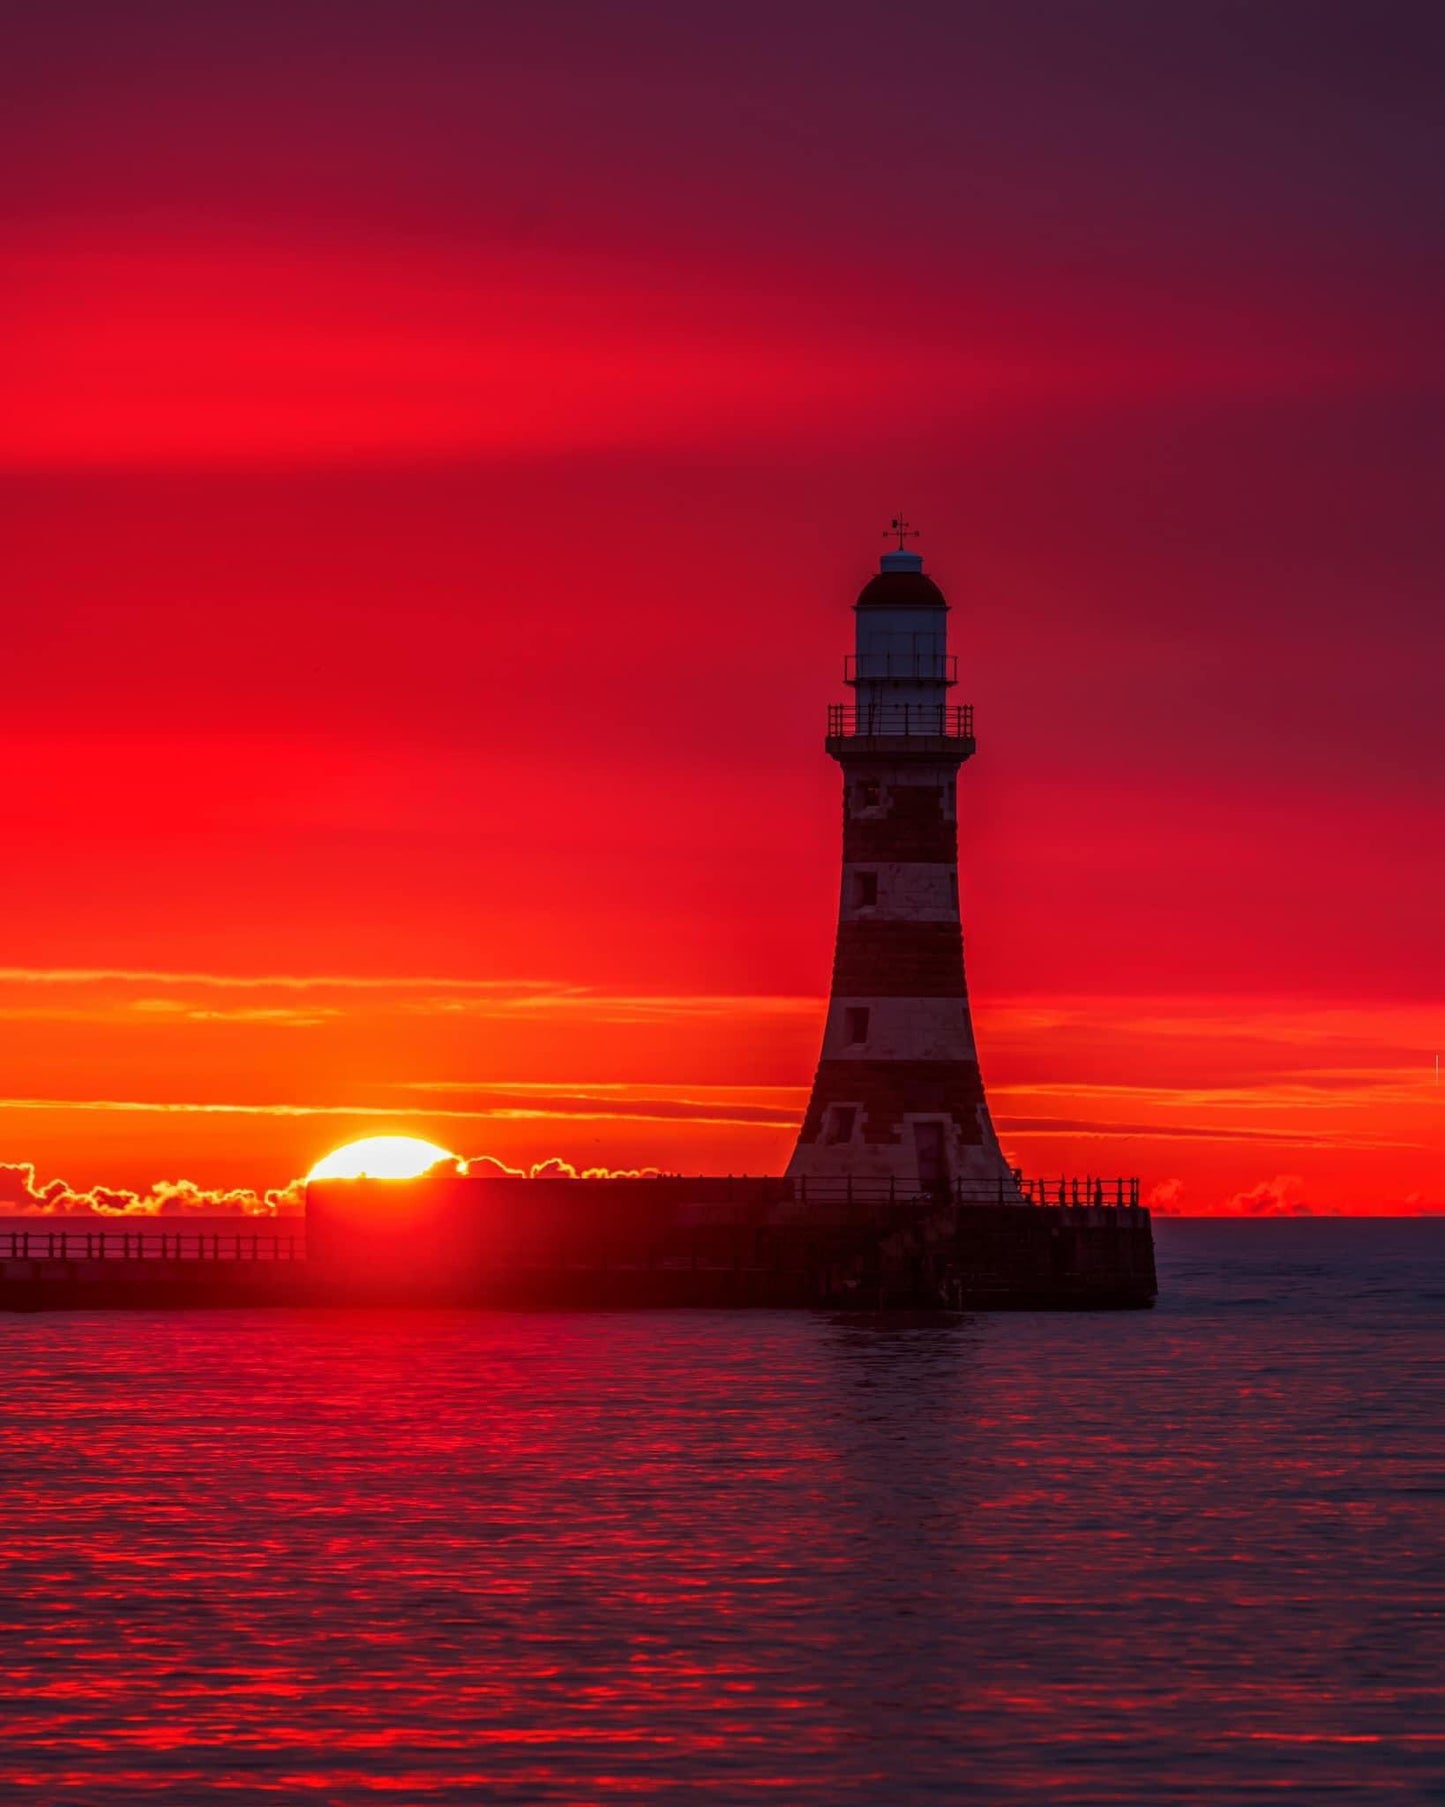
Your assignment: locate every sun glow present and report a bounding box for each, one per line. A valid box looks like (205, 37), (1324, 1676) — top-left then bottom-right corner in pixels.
(307, 1135), (458, 1181)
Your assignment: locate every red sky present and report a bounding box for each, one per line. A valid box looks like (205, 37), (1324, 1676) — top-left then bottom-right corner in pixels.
(1, 0), (1441, 1214)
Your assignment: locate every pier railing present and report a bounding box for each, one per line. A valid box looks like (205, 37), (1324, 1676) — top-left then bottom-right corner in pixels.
(827, 702), (975, 743)
(788, 1175), (1141, 1209)
(3, 1228), (304, 1263)
(1018, 1176), (1141, 1209)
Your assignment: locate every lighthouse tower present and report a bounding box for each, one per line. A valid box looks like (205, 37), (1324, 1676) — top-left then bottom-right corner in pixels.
(788, 528), (1019, 1199)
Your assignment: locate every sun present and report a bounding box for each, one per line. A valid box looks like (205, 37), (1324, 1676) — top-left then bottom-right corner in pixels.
(307, 1135), (459, 1181)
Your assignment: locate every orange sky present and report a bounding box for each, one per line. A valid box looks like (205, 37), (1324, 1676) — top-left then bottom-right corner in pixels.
(1, 967), (1439, 1216)
(1, 3), (1441, 1215)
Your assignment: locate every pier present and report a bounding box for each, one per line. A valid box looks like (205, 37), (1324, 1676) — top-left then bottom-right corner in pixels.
(0, 1174), (1155, 1311)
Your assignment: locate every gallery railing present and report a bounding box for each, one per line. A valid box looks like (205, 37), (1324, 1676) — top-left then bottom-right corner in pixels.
(826, 702), (975, 741)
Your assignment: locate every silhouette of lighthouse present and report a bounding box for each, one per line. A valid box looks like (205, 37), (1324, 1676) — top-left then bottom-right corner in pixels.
(788, 522), (1019, 1199)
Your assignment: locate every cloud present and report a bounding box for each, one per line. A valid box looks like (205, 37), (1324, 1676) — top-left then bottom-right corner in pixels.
(0, 966), (528, 991)
(996, 1114), (1371, 1147)
(401, 1086), (803, 1129)
(0, 1161), (302, 1218)
(496, 1156), (664, 1181)
(1226, 1173), (1315, 1217)
(1147, 1178), (1185, 1214)
(0, 1155), (667, 1216)
(129, 1000), (343, 1026)
(0, 967), (818, 1031)
(459, 1154), (663, 1180)
(0, 1093), (801, 1135)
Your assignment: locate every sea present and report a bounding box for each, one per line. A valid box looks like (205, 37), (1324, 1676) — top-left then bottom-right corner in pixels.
(1, 1218), (1441, 1805)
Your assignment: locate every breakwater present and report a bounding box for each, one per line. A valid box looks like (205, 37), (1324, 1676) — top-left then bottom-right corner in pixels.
(0, 1175), (1155, 1310)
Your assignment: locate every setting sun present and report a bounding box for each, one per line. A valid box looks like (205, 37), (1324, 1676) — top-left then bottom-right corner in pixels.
(307, 1136), (458, 1181)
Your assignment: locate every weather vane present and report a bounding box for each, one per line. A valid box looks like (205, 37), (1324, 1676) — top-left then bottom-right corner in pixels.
(885, 513), (920, 551)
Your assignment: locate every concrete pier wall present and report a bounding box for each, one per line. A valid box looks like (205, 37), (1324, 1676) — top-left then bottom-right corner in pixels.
(303, 1176), (1156, 1310)
(0, 1177), (1156, 1310)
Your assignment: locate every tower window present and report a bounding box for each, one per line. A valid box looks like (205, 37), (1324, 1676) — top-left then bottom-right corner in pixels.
(854, 779), (881, 812)
(844, 1007), (870, 1045)
(851, 871), (878, 909)
(823, 1105), (858, 1145)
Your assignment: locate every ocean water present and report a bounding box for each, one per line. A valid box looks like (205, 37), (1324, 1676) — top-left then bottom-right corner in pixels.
(0, 1219), (1441, 1805)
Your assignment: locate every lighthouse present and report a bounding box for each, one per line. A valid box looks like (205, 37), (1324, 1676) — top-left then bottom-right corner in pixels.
(788, 525), (1020, 1200)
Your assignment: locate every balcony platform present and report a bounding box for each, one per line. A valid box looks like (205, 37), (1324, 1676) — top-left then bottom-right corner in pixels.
(825, 702), (976, 762)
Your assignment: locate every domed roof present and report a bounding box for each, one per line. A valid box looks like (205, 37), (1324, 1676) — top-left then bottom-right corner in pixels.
(856, 552), (947, 611)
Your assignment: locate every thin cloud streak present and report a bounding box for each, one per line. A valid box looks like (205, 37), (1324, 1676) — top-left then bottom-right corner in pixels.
(0, 1096), (799, 1130)
(7, 973), (1439, 1079)
(0, 966), (585, 994)
(997, 1116), (1416, 1151)
(0, 968), (816, 1021)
